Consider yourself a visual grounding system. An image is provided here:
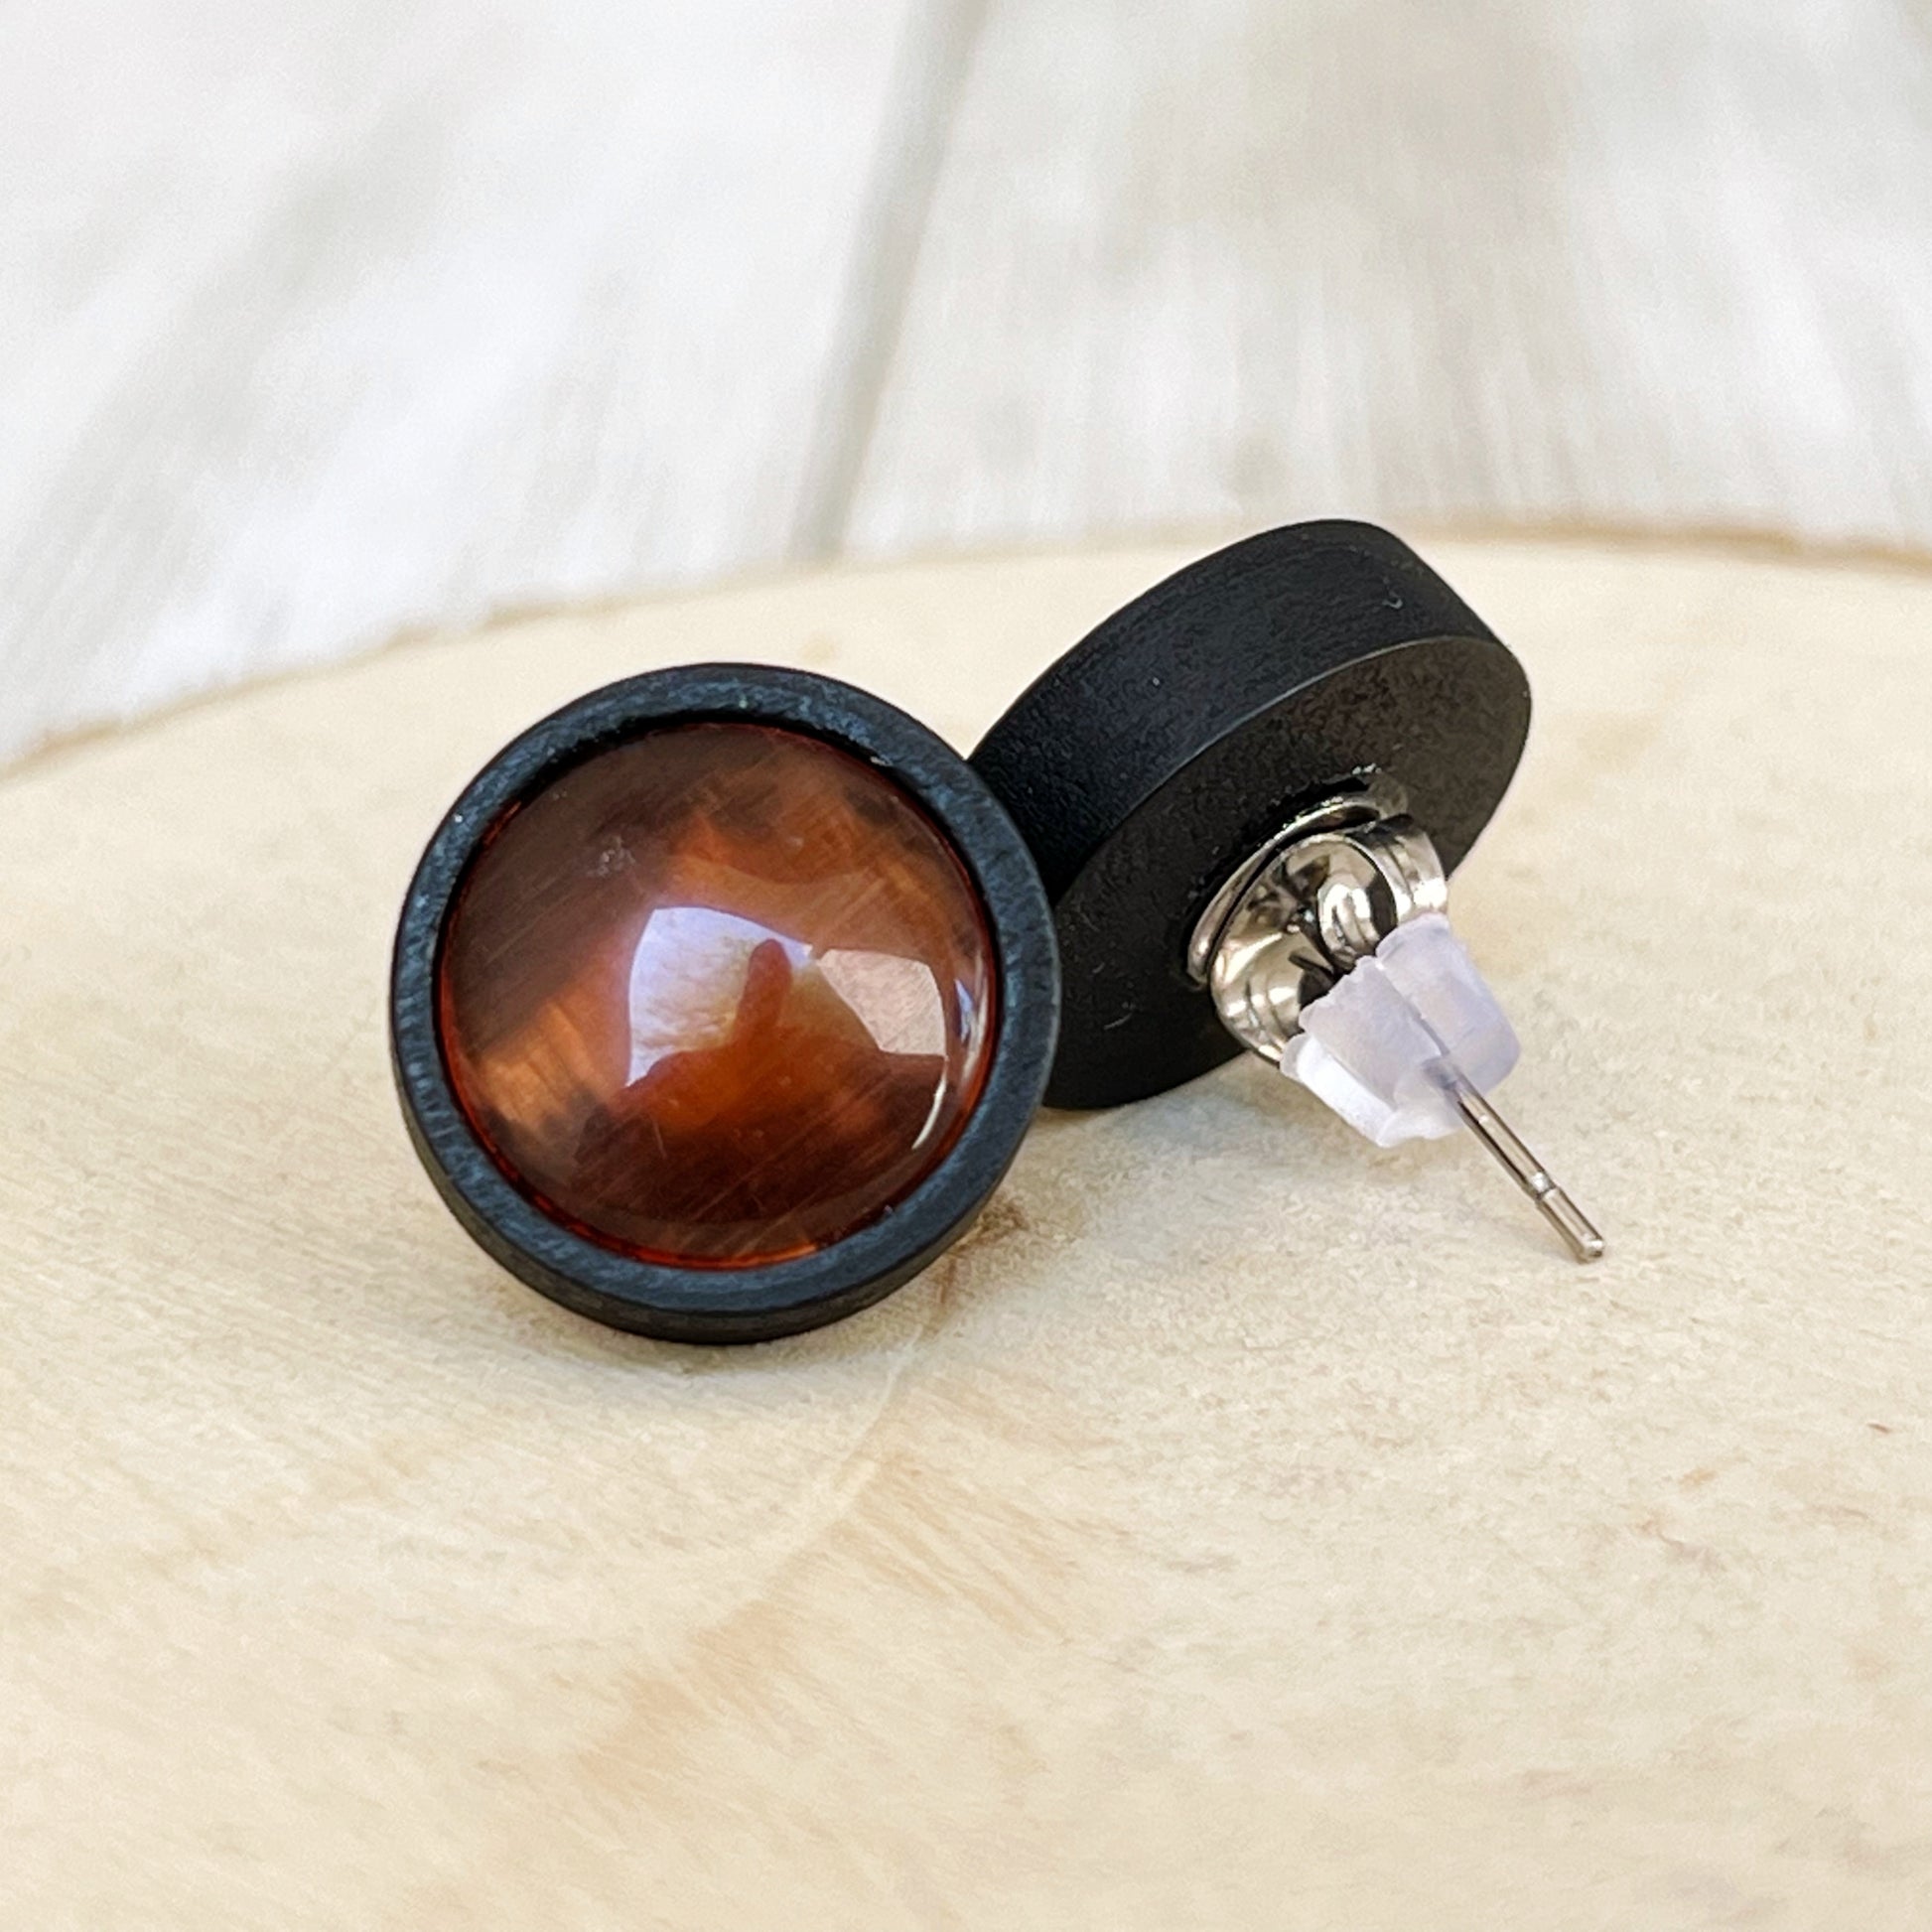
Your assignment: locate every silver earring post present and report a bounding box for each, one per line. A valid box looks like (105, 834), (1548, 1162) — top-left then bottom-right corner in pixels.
(1189, 780), (1603, 1264)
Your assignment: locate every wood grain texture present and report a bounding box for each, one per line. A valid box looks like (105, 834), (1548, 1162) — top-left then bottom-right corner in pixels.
(0, 0), (921, 758)
(3, 536), (1932, 1929)
(848, 0), (1932, 553)
(6, 0), (1932, 765)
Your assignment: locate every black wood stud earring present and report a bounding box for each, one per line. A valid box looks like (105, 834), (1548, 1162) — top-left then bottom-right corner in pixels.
(970, 519), (1603, 1262)
(390, 666), (1059, 1343)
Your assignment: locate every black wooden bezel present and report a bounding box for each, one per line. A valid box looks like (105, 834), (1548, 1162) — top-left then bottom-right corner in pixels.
(391, 665), (1059, 1344)
(970, 521), (1532, 1109)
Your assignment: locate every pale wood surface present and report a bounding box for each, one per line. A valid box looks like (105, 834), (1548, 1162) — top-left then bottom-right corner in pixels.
(4, 536), (1931, 1929)
(0, 0), (918, 755)
(5, 2), (1932, 763)
(852, 0), (1932, 555)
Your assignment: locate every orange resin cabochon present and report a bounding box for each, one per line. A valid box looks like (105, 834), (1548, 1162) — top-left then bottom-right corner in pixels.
(435, 723), (999, 1269)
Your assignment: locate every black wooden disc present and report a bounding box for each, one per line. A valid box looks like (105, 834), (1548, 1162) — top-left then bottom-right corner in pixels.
(970, 521), (1530, 1110)
(391, 665), (1058, 1344)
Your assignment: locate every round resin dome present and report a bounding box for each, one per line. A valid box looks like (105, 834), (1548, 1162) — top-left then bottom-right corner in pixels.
(435, 722), (999, 1269)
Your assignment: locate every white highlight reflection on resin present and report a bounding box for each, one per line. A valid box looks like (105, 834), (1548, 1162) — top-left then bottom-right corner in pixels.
(819, 949), (945, 1058)
(625, 905), (945, 1082)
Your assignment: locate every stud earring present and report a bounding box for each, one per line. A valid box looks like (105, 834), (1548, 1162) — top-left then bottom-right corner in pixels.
(970, 519), (1602, 1262)
(390, 666), (1058, 1342)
